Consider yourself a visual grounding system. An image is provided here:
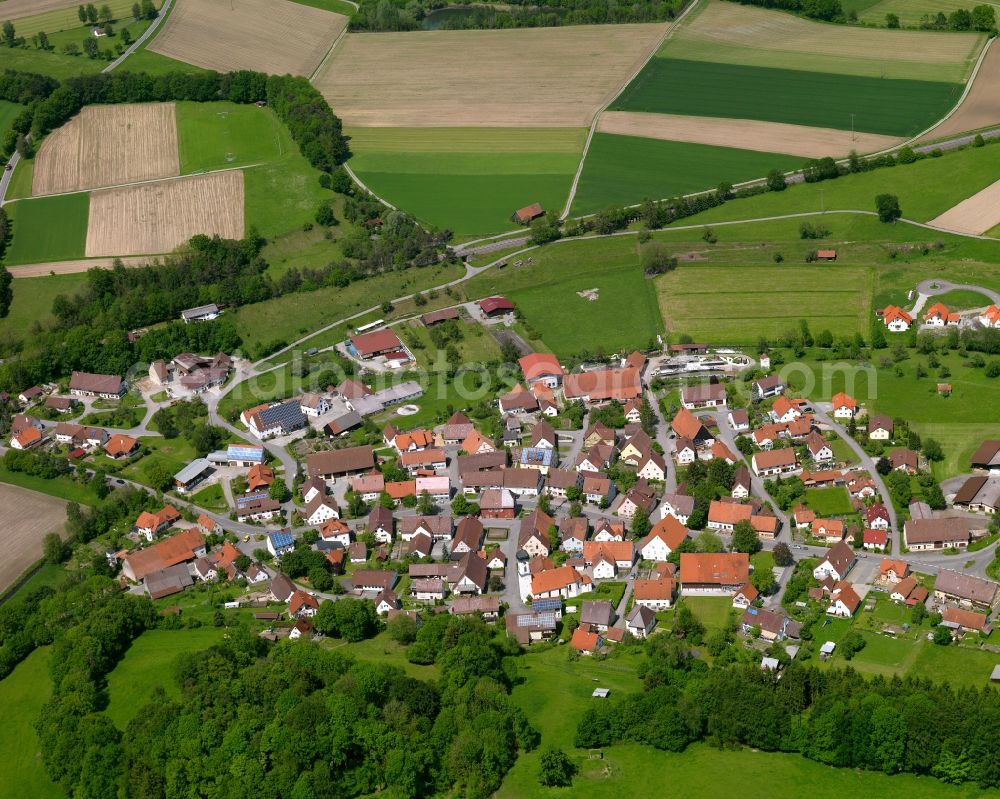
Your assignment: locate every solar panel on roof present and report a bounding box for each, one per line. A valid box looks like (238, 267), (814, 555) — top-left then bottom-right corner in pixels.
(237, 491), (269, 507)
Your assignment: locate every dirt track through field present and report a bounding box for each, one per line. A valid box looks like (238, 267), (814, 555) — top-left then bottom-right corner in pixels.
(149, 0), (347, 76)
(928, 177), (1000, 235)
(0, 484), (67, 594)
(597, 112), (903, 158)
(9, 256), (152, 277)
(921, 41), (1000, 140)
(86, 171), (244, 257)
(33, 103), (179, 196)
(316, 23), (668, 127)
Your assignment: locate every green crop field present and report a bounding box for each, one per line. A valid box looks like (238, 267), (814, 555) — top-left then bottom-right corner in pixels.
(104, 628), (227, 729)
(804, 486), (854, 515)
(5, 192), (88, 265)
(464, 235), (663, 356)
(346, 127), (585, 235)
(611, 58), (963, 137)
(0, 647), (62, 799)
(176, 101), (287, 173)
(496, 645), (988, 799)
(666, 143), (1000, 227)
(655, 264), (872, 344)
(572, 133), (804, 214)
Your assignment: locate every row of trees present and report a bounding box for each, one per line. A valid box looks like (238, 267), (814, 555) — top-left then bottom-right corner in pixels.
(352, 0), (688, 31)
(579, 637), (1000, 787)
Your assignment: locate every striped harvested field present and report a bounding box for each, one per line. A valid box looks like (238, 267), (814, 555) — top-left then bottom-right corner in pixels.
(149, 0), (347, 76)
(316, 24), (668, 127)
(597, 112), (902, 158)
(655, 264), (872, 343)
(33, 103), (179, 195)
(85, 171), (244, 257)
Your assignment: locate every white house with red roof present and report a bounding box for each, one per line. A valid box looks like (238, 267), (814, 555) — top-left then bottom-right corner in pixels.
(831, 392), (857, 419)
(880, 305), (912, 332)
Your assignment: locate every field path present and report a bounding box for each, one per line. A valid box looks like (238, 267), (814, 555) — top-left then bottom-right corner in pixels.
(8, 256), (152, 277)
(559, 0), (701, 219)
(103, 0), (176, 72)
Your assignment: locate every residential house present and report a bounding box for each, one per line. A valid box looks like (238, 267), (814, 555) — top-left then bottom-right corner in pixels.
(732, 583), (759, 610)
(671, 407), (714, 448)
(545, 468), (581, 499)
(69, 371), (125, 399)
(636, 450), (667, 482)
(618, 481), (658, 520)
(480, 488), (517, 519)
(640, 515), (688, 561)
(266, 530), (295, 558)
(741, 607), (801, 641)
(865, 503), (891, 530)
(399, 448), (447, 474)
(880, 304), (913, 332)
(289, 591), (319, 619)
(863, 528), (888, 550)
(582, 540), (634, 577)
(304, 495), (340, 526)
(375, 590), (401, 615)
(531, 565), (593, 599)
(134, 505), (181, 540)
(707, 500), (752, 532)
(626, 605), (657, 638)
(518, 352), (564, 388)
(593, 519), (625, 542)
(732, 466), (752, 499)
(584, 422), (616, 449)
(299, 393), (332, 417)
(633, 577), (675, 610)
(563, 368), (642, 404)
(890, 448), (919, 474)
(751, 375), (785, 401)
(806, 432), (835, 463)
(659, 493), (694, 525)
(812, 518), (845, 543)
(580, 600), (616, 632)
(571, 626), (601, 655)
(728, 409), (750, 432)
(924, 302), (960, 327)
(933, 569), (998, 610)
(812, 541), (856, 582)
(880, 558), (909, 583)
(827, 581), (862, 617)
(868, 414), (893, 441)
(979, 304), (1000, 329)
(452, 516), (485, 557)
(498, 384), (538, 414)
(582, 474), (614, 505)
(752, 448), (798, 477)
(831, 392), (858, 419)
(367, 506), (395, 544)
(770, 396), (802, 424)
(681, 382), (726, 410)
(559, 517), (589, 553)
(519, 508), (555, 558)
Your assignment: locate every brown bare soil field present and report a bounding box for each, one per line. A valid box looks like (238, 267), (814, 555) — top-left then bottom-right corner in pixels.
(33, 103), (179, 196)
(0, 0), (81, 20)
(920, 41), (1000, 140)
(928, 177), (1000, 235)
(85, 171), (244, 257)
(315, 23), (668, 127)
(597, 111), (903, 158)
(9, 257), (151, 277)
(149, 0), (347, 76)
(0, 484), (67, 593)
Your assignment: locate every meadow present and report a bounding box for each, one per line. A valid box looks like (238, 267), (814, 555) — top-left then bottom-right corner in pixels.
(572, 133), (803, 214)
(463, 235), (664, 356)
(176, 101), (288, 173)
(664, 142), (1000, 226)
(397, 318), (502, 369)
(4, 0), (150, 36)
(0, 272), (86, 337)
(4, 192), (89, 265)
(611, 58), (963, 137)
(496, 645), (990, 799)
(0, 100), (22, 144)
(858, 0), (1000, 26)
(655, 264), (873, 344)
(104, 628), (227, 729)
(0, 648), (62, 799)
(346, 127), (584, 235)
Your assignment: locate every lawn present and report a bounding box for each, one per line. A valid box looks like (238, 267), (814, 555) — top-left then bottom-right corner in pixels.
(190, 482), (227, 512)
(659, 142), (1000, 226)
(463, 235), (663, 357)
(0, 647), (62, 799)
(929, 287), (996, 311)
(611, 57), (963, 137)
(4, 193), (89, 265)
(346, 127), (585, 236)
(0, 461), (100, 505)
(683, 595), (733, 630)
(572, 134), (804, 215)
(233, 261), (464, 358)
(804, 486), (854, 516)
(326, 631), (441, 681)
(104, 628), (228, 729)
(655, 264), (872, 345)
(176, 101), (288, 173)
(122, 436), (199, 486)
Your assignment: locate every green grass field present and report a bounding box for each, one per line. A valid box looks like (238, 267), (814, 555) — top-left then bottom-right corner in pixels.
(176, 101), (287, 173)
(612, 58), (963, 137)
(929, 288), (995, 311)
(804, 486), (854, 515)
(655, 264), (872, 344)
(667, 143), (1000, 227)
(5, 192), (88, 265)
(0, 461), (100, 504)
(497, 645), (988, 799)
(396, 317), (501, 369)
(683, 596), (734, 630)
(572, 134), (804, 214)
(122, 436), (198, 487)
(289, 0), (357, 11)
(0, 100), (21, 144)
(104, 628), (227, 729)
(234, 261), (463, 358)
(189, 482), (226, 512)
(117, 47), (212, 75)
(327, 631), (441, 681)
(0, 647), (62, 799)
(464, 235), (663, 356)
(0, 272), (86, 338)
(6, 0), (152, 36)
(346, 127), (585, 235)
(244, 156), (332, 240)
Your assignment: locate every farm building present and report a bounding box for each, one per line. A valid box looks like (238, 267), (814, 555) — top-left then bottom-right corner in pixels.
(69, 371), (125, 399)
(349, 328), (405, 359)
(181, 304), (221, 323)
(477, 297), (516, 317)
(513, 203), (545, 224)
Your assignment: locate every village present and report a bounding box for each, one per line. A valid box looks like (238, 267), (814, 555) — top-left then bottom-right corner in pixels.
(6, 293), (999, 673)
